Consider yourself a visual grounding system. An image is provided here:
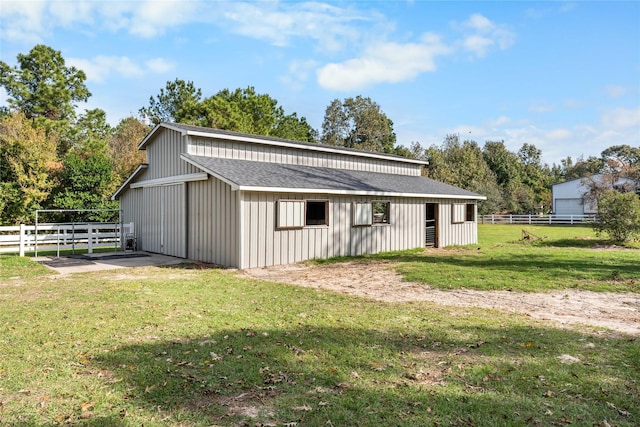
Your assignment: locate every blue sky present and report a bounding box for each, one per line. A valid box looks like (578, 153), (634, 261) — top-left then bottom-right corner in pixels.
(1, 1), (638, 166)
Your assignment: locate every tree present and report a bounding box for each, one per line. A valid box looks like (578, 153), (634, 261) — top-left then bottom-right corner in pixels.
(139, 79), (202, 125)
(321, 96), (396, 153)
(140, 83), (315, 141)
(483, 141), (521, 187)
(594, 190), (640, 242)
(424, 135), (503, 214)
(109, 117), (149, 183)
(600, 145), (640, 181)
(0, 111), (59, 224)
(517, 143), (552, 212)
(51, 152), (118, 222)
(555, 155), (603, 181)
(200, 86), (315, 141)
(0, 44), (91, 123)
(65, 108), (113, 157)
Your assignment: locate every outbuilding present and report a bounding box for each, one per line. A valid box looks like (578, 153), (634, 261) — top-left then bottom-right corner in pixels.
(551, 174), (639, 216)
(112, 123), (485, 268)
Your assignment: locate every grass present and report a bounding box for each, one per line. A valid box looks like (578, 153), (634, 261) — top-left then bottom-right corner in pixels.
(327, 224), (639, 292)
(0, 225), (638, 426)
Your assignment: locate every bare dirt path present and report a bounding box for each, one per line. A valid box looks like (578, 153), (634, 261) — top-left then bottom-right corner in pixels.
(242, 260), (640, 336)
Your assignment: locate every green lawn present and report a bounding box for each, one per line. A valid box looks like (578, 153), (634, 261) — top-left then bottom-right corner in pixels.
(362, 224), (640, 292)
(0, 225), (638, 426)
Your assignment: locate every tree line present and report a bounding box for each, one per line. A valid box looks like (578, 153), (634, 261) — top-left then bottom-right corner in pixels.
(1, 44), (638, 230)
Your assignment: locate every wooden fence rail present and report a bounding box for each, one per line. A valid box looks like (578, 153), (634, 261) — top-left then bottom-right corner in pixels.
(0, 222), (134, 256)
(481, 214), (596, 225)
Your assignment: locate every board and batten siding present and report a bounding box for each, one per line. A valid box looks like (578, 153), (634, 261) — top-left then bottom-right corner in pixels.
(144, 129), (202, 180)
(186, 135), (422, 177)
(187, 177), (240, 267)
(239, 193), (426, 269)
(437, 201), (478, 247)
(119, 187), (145, 248)
(137, 183), (187, 258)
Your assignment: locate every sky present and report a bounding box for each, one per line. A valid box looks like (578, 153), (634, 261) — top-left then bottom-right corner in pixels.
(1, 0), (639, 166)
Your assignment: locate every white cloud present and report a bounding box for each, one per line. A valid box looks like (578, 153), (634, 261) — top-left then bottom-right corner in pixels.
(0, 0), (205, 42)
(488, 116), (511, 127)
(462, 35), (495, 58)
(604, 85), (633, 98)
(145, 58), (175, 74)
(546, 128), (572, 140)
(601, 107), (640, 129)
(221, 2), (384, 52)
(317, 33), (451, 90)
(281, 59), (318, 90)
(457, 13), (515, 57)
(0, 1), (48, 43)
(130, 0), (202, 38)
(316, 13), (515, 91)
(68, 56), (174, 83)
(48, 1), (95, 28)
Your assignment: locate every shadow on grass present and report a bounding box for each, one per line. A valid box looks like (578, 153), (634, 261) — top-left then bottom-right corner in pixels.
(158, 261), (223, 270)
(336, 247), (640, 290)
(532, 238), (625, 249)
(88, 324), (639, 426)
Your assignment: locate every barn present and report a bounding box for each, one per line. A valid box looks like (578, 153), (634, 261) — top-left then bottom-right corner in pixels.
(112, 123), (485, 268)
(551, 175), (639, 215)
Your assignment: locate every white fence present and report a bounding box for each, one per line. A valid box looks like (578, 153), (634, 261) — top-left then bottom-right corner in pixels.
(0, 222), (134, 256)
(481, 214), (596, 225)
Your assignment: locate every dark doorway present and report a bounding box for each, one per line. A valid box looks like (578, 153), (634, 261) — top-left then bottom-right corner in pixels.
(425, 203), (438, 247)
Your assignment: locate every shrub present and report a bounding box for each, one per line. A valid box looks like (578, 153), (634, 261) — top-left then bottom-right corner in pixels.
(594, 189), (640, 242)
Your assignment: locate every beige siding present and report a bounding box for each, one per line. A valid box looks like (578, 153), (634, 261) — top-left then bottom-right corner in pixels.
(145, 129), (201, 179)
(187, 176), (239, 267)
(136, 184), (186, 257)
(239, 193), (426, 269)
(119, 187), (145, 247)
(118, 126), (479, 268)
(187, 136), (422, 176)
(437, 201), (478, 247)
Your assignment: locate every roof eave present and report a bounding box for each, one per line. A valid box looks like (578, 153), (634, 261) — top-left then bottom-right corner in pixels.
(111, 164), (149, 200)
(237, 185), (486, 200)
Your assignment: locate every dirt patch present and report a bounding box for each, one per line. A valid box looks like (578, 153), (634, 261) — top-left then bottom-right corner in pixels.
(241, 261), (640, 336)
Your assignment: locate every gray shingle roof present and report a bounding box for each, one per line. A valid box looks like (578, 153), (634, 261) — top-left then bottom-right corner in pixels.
(181, 154), (484, 199)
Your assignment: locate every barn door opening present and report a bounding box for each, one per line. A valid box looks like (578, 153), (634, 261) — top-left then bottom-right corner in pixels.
(425, 203), (438, 248)
(142, 183), (186, 258)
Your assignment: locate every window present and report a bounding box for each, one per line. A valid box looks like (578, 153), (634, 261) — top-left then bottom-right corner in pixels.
(353, 202), (372, 226)
(306, 201), (328, 226)
(452, 203), (475, 223)
(466, 203), (475, 222)
(353, 201), (390, 226)
(277, 200), (305, 229)
(277, 199), (328, 229)
(452, 203), (465, 223)
(372, 201), (390, 224)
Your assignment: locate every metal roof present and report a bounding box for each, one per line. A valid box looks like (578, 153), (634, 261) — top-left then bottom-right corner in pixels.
(181, 154), (485, 200)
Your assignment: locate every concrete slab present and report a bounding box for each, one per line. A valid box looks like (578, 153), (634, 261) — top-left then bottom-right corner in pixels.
(35, 252), (185, 274)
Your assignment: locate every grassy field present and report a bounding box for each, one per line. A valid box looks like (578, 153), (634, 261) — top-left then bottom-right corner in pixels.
(350, 224), (639, 292)
(0, 225), (638, 426)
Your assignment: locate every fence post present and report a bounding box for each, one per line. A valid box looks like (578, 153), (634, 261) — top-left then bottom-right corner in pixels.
(88, 223), (93, 254)
(528, 214), (532, 225)
(549, 215), (552, 225)
(509, 214), (513, 224)
(19, 223), (25, 257)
